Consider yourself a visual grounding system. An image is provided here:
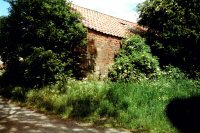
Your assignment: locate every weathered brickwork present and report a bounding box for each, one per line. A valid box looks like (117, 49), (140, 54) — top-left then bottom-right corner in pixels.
(87, 29), (121, 77)
(72, 4), (144, 77)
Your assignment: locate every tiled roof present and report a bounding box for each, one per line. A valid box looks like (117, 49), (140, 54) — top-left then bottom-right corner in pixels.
(72, 4), (143, 38)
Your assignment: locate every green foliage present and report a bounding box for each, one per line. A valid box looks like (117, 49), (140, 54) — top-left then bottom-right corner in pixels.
(0, 16), (7, 30)
(161, 65), (187, 79)
(23, 47), (66, 87)
(104, 78), (200, 131)
(3, 76), (199, 132)
(26, 80), (108, 117)
(138, 0), (200, 77)
(0, 0), (87, 87)
(109, 35), (160, 81)
(11, 86), (27, 101)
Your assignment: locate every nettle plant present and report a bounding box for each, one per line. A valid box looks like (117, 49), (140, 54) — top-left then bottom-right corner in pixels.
(109, 35), (160, 82)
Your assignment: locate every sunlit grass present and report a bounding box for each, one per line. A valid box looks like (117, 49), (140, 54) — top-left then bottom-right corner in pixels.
(21, 77), (200, 132)
(1, 71), (199, 132)
(0, 69), (5, 76)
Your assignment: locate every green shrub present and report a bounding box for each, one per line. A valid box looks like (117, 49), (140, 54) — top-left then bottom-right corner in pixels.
(161, 65), (187, 79)
(108, 35), (160, 81)
(0, 0), (87, 87)
(23, 47), (67, 87)
(138, 0), (200, 77)
(11, 86), (27, 101)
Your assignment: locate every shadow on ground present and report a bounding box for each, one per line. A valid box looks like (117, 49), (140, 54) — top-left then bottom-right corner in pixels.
(0, 96), (130, 133)
(166, 96), (200, 133)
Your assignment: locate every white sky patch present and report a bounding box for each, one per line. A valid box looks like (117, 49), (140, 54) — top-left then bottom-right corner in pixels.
(70, 0), (145, 22)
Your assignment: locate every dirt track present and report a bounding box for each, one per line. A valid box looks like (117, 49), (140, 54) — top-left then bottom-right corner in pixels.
(0, 96), (131, 133)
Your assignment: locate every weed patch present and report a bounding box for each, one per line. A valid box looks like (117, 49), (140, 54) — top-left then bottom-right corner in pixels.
(1, 77), (200, 132)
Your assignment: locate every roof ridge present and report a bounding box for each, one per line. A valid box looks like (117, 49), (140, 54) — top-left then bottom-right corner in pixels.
(71, 4), (145, 38)
(71, 4), (137, 25)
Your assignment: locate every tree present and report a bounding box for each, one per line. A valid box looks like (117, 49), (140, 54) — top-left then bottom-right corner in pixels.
(138, 0), (200, 77)
(0, 0), (87, 87)
(108, 35), (160, 81)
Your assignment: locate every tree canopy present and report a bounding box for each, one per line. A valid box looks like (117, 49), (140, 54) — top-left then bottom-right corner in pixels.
(0, 0), (87, 87)
(138, 0), (200, 77)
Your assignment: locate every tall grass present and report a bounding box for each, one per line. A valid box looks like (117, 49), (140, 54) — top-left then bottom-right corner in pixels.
(1, 70), (199, 132)
(27, 80), (108, 117)
(21, 77), (200, 132)
(104, 78), (199, 132)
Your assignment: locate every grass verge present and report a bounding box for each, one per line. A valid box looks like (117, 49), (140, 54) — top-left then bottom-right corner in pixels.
(0, 77), (200, 132)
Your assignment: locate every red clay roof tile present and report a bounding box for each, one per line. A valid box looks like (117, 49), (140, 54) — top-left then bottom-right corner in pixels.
(72, 4), (141, 38)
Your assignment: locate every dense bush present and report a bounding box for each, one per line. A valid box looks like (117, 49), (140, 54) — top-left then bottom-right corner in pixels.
(138, 0), (200, 77)
(109, 35), (160, 81)
(0, 0), (87, 87)
(23, 47), (66, 87)
(161, 65), (187, 79)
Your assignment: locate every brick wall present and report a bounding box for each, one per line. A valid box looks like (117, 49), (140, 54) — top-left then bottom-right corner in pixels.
(87, 29), (121, 77)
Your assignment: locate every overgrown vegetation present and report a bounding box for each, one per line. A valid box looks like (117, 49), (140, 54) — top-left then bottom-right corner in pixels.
(0, 0), (200, 132)
(0, 0), (87, 87)
(1, 72), (199, 132)
(138, 0), (200, 77)
(109, 35), (160, 81)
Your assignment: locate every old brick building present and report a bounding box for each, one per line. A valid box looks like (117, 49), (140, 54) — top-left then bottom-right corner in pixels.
(72, 4), (143, 77)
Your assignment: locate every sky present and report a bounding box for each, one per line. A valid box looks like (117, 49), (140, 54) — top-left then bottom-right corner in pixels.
(0, 0), (10, 16)
(70, 0), (145, 22)
(0, 0), (145, 22)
